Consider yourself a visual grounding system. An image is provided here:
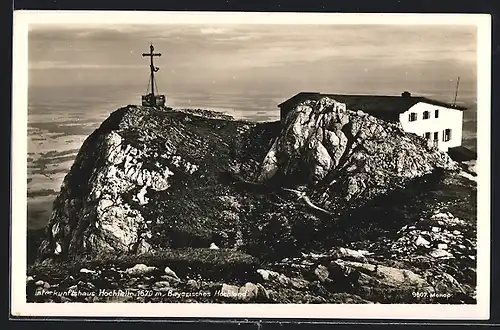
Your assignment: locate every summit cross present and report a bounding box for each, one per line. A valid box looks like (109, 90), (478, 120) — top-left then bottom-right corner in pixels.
(142, 44), (162, 98)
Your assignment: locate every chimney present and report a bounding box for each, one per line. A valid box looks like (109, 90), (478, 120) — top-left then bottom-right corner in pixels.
(401, 91), (411, 98)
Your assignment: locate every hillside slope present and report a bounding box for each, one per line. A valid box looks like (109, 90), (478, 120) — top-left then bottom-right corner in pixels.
(29, 98), (477, 304)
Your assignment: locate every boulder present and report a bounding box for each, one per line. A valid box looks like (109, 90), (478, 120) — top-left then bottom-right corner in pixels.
(187, 279), (199, 290)
(219, 283), (241, 300)
(430, 249), (454, 259)
(164, 267), (179, 279)
(314, 265), (330, 282)
(239, 282), (259, 301)
(333, 260), (430, 289)
(152, 281), (170, 291)
(415, 236), (431, 248)
(125, 264), (157, 276)
(288, 278), (311, 290)
(79, 268), (96, 275)
(257, 269), (274, 281)
(338, 247), (369, 262)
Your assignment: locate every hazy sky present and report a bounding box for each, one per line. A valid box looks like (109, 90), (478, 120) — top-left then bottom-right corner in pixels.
(28, 24), (477, 105)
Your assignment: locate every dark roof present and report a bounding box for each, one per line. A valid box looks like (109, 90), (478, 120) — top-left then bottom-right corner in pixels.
(278, 92), (467, 122)
(447, 146), (477, 162)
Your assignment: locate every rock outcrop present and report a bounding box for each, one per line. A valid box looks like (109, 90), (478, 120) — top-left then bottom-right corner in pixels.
(258, 97), (457, 203)
(31, 97), (477, 303)
(37, 99), (464, 260)
(37, 105), (271, 259)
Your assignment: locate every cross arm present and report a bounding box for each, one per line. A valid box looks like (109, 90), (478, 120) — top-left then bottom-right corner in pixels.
(142, 53), (162, 57)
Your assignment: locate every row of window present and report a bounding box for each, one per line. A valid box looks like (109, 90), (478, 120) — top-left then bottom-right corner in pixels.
(409, 109), (439, 122)
(422, 129), (452, 142)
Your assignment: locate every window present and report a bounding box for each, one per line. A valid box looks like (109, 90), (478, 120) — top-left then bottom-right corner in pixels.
(425, 132), (431, 139)
(435, 109), (439, 118)
(423, 111), (430, 120)
(443, 129), (452, 142)
(409, 112), (417, 122)
(433, 132), (439, 147)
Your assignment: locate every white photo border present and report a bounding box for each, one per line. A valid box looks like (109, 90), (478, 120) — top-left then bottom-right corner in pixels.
(11, 10), (492, 320)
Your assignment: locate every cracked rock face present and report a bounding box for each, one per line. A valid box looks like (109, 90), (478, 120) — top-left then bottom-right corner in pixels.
(37, 106), (256, 260)
(258, 97), (458, 203)
(37, 129), (171, 258)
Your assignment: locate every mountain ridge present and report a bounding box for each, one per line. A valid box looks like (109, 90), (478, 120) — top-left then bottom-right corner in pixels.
(28, 98), (477, 304)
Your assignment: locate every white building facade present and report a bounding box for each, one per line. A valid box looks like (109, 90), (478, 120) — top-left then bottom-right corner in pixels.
(399, 102), (464, 152)
(278, 92), (466, 153)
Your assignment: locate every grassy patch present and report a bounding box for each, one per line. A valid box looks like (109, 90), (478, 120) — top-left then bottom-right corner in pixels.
(28, 248), (261, 283)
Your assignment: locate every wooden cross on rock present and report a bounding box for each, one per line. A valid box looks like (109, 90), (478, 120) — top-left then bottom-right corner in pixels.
(142, 44), (162, 98)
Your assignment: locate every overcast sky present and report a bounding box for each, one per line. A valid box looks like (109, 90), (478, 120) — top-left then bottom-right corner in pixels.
(28, 24), (477, 104)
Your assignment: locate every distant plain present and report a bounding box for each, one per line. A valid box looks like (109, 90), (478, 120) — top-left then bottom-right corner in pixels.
(27, 24), (478, 230)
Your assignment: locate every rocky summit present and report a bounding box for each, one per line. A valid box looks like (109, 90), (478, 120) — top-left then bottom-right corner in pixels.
(29, 97), (477, 304)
